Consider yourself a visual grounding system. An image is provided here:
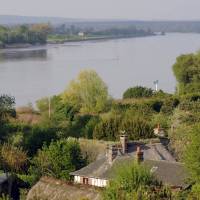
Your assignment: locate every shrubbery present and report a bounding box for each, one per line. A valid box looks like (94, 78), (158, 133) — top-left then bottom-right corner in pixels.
(173, 52), (200, 94)
(123, 86), (153, 99)
(30, 138), (86, 181)
(103, 161), (174, 200)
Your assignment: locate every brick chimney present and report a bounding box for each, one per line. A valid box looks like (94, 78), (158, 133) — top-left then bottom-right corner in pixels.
(107, 145), (118, 164)
(136, 146), (144, 162)
(120, 135), (128, 154)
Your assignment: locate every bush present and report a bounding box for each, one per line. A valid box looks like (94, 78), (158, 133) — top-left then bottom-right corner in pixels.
(93, 113), (154, 141)
(173, 52), (200, 94)
(82, 116), (100, 139)
(23, 125), (58, 156)
(93, 115), (121, 141)
(103, 162), (171, 200)
(121, 116), (154, 140)
(123, 86), (153, 99)
(183, 123), (200, 183)
(30, 138), (86, 180)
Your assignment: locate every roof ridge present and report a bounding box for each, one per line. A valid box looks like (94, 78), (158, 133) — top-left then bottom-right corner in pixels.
(145, 159), (184, 165)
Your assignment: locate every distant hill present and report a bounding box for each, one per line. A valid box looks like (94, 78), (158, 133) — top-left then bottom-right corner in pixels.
(0, 15), (79, 25)
(1, 15), (200, 33)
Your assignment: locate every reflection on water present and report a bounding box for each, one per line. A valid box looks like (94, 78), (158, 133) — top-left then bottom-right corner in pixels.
(0, 49), (48, 62)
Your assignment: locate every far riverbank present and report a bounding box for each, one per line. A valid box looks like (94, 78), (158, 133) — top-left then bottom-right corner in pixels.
(0, 33), (156, 49)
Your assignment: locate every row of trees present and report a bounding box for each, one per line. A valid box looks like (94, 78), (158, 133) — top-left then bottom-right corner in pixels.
(0, 24), (51, 46)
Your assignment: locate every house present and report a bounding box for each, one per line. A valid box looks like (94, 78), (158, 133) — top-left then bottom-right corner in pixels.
(70, 135), (189, 189)
(78, 32), (84, 37)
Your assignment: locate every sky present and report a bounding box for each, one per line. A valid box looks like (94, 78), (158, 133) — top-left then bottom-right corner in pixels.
(0, 0), (200, 20)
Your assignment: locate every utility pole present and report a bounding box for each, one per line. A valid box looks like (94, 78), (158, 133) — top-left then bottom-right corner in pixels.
(48, 96), (51, 118)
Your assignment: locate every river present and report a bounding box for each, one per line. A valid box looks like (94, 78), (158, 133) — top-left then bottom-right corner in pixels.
(0, 33), (200, 106)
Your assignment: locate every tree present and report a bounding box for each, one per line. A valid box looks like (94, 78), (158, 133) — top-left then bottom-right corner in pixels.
(0, 95), (16, 141)
(30, 138), (86, 180)
(23, 125), (58, 156)
(123, 86), (153, 99)
(0, 143), (27, 199)
(103, 161), (172, 200)
(173, 52), (200, 94)
(121, 116), (154, 140)
(62, 70), (111, 113)
(0, 95), (15, 123)
(93, 115), (121, 141)
(183, 123), (200, 183)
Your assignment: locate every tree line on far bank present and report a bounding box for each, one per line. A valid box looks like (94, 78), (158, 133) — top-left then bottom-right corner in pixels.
(0, 24), (51, 47)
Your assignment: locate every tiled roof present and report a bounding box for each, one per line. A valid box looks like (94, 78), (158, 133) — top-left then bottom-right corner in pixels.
(70, 142), (188, 187)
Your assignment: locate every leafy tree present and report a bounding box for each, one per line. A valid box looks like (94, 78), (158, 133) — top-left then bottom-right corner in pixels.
(123, 86), (153, 99)
(173, 52), (200, 94)
(0, 95), (15, 122)
(93, 115), (121, 141)
(30, 138), (86, 180)
(82, 116), (100, 139)
(0, 95), (16, 141)
(23, 125), (58, 156)
(0, 24), (51, 45)
(183, 123), (200, 183)
(62, 70), (111, 113)
(103, 161), (173, 200)
(121, 116), (154, 140)
(94, 112), (153, 141)
(0, 143), (27, 199)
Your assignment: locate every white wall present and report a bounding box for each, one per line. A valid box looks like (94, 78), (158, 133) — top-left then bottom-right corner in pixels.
(91, 178), (108, 187)
(74, 175), (81, 183)
(74, 176), (108, 187)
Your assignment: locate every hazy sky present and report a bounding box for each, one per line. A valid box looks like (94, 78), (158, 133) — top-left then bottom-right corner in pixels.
(1, 0), (200, 20)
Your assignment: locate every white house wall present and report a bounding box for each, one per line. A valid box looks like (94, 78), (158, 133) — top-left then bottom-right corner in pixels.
(90, 178), (108, 187)
(74, 176), (81, 183)
(74, 176), (108, 187)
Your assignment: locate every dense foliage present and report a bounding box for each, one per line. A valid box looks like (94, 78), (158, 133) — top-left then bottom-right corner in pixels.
(0, 24), (50, 46)
(1, 54), (200, 199)
(123, 86), (154, 99)
(173, 52), (200, 94)
(103, 161), (176, 200)
(62, 70), (111, 113)
(94, 114), (154, 141)
(184, 123), (200, 183)
(30, 138), (86, 181)
(0, 95), (16, 122)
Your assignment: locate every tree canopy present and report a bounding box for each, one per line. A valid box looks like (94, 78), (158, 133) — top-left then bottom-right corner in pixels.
(103, 161), (172, 200)
(62, 70), (110, 113)
(0, 24), (51, 46)
(123, 86), (153, 99)
(183, 123), (200, 183)
(31, 138), (86, 180)
(173, 52), (200, 94)
(0, 95), (15, 122)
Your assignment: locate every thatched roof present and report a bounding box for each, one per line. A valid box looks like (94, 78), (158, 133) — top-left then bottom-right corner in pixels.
(26, 177), (102, 200)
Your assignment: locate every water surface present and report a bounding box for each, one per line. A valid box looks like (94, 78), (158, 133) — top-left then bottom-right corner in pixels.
(0, 33), (200, 106)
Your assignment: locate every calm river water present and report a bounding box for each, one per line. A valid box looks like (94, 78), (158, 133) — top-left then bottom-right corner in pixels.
(0, 33), (200, 106)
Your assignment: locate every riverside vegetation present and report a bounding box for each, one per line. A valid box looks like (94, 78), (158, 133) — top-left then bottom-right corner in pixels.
(0, 23), (154, 47)
(1, 52), (200, 199)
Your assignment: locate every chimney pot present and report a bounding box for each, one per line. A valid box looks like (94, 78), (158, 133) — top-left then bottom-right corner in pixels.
(107, 145), (118, 164)
(120, 134), (128, 154)
(136, 146), (144, 162)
